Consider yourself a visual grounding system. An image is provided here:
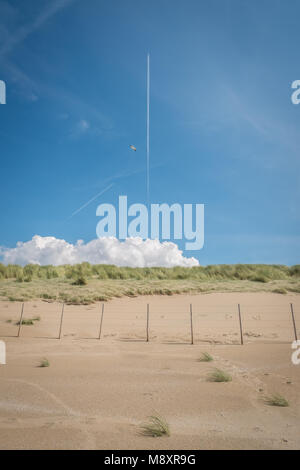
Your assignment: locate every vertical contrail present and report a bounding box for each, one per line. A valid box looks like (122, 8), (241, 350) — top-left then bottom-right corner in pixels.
(146, 53), (150, 210)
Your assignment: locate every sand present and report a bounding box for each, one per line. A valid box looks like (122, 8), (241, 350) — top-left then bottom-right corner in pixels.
(0, 292), (299, 450)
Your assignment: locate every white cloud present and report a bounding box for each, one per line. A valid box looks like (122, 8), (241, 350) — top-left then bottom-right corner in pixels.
(69, 119), (92, 139)
(78, 119), (89, 131)
(0, 235), (199, 267)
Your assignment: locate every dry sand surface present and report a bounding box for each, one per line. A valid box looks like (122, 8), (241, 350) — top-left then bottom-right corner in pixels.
(0, 292), (299, 450)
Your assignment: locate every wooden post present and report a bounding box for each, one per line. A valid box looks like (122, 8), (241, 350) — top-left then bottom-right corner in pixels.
(17, 303), (25, 338)
(98, 303), (104, 340)
(58, 303), (65, 339)
(190, 304), (194, 345)
(238, 303), (244, 345)
(146, 304), (150, 342)
(290, 303), (298, 341)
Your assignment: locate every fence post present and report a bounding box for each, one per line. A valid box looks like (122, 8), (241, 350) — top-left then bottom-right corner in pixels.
(17, 303), (25, 338)
(190, 304), (194, 345)
(290, 303), (298, 341)
(238, 303), (244, 345)
(98, 303), (105, 340)
(146, 304), (150, 342)
(58, 303), (65, 339)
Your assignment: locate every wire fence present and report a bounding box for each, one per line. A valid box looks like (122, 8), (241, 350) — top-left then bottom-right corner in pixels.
(0, 300), (299, 345)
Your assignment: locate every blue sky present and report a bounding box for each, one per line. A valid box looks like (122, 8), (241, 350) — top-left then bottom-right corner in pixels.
(0, 0), (299, 265)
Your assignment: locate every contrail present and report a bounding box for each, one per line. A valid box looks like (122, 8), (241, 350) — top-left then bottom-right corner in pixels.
(146, 53), (150, 210)
(68, 183), (114, 219)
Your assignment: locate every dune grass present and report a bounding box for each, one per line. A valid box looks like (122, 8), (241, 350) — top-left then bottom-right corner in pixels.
(16, 318), (34, 326)
(0, 262), (299, 282)
(264, 394), (289, 407)
(198, 352), (213, 362)
(72, 276), (87, 286)
(39, 358), (50, 368)
(207, 368), (232, 382)
(140, 414), (170, 437)
(0, 263), (299, 304)
(15, 316), (40, 326)
(272, 288), (287, 294)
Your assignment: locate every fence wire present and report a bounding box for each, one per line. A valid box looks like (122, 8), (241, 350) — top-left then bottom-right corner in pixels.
(0, 300), (298, 344)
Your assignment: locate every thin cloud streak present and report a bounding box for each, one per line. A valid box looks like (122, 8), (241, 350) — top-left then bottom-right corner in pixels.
(68, 183), (114, 219)
(0, 0), (75, 58)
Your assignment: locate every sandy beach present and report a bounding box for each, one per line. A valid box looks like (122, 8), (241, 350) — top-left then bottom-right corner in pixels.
(0, 292), (299, 450)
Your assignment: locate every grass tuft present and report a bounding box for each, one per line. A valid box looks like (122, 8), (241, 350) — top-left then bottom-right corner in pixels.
(39, 358), (50, 368)
(198, 352), (213, 362)
(140, 414), (170, 437)
(72, 276), (87, 286)
(251, 275), (268, 283)
(264, 394), (289, 407)
(16, 318), (34, 326)
(207, 368), (232, 382)
(272, 288), (287, 294)
(16, 316), (40, 326)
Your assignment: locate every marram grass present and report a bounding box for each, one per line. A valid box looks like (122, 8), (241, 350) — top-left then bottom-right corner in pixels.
(140, 414), (170, 437)
(207, 368), (232, 383)
(198, 352), (213, 362)
(0, 262), (299, 305)
(264, 394), (289, 407)
(0, 262), (299, 282)
(39, 358), (50, 368)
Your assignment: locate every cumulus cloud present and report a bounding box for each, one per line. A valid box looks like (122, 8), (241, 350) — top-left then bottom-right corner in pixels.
(0, 235), (199, 268)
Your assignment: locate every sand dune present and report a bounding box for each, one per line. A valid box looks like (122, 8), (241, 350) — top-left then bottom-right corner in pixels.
(0, 292), (299, 450)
